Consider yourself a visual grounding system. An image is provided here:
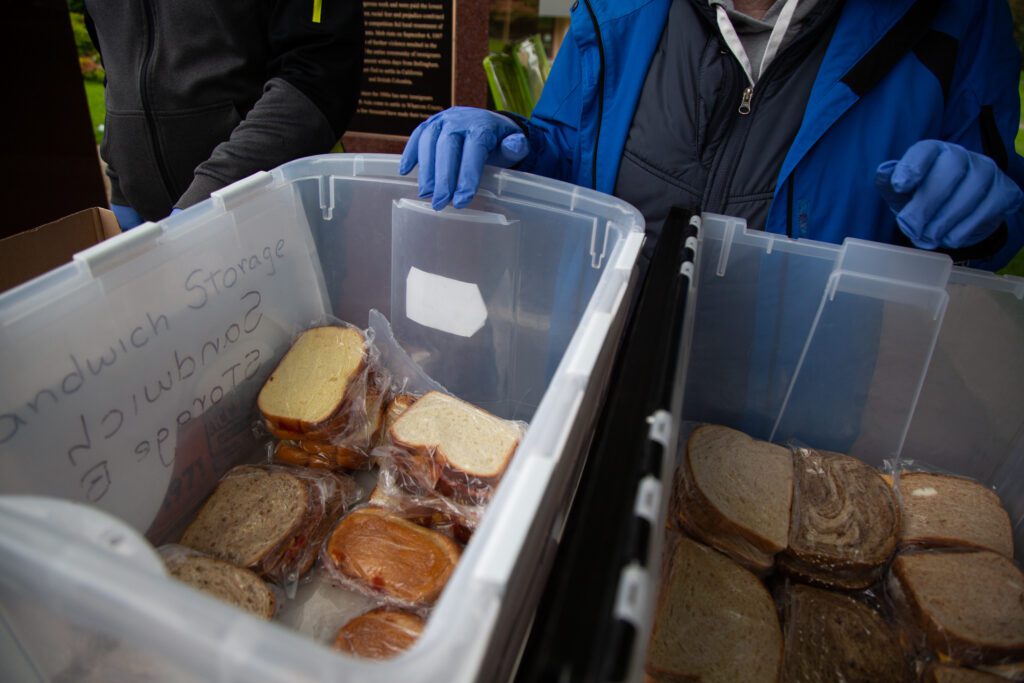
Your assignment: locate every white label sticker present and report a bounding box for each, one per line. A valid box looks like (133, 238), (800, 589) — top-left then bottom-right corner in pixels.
(406, 267), (487, 338)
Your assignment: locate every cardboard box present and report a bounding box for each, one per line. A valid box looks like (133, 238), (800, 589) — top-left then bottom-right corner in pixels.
(0, 207), (120, 292)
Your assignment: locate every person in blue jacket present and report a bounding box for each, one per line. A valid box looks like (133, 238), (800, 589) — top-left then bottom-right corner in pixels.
(399, 0), (1024, 271)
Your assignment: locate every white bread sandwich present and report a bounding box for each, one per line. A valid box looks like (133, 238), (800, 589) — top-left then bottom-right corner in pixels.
(674, 424), (793, 573)
(646, 536), (782, 682)
(781, 583), (907, 682)
(780, 449), (899, 590)
(163, 547), (276, 619)
(890, 550), (1024, 665)
(897, 472), (1013, 558)
(333, 607), (425, 659)
(323, 507), (461, 607)
(258, 325), (368, 435)
(387, 391), (522, 504)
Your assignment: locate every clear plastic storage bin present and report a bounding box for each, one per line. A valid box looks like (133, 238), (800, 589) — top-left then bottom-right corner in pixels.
(0, 154), (644, 682)
(613, 213), (1024, 681)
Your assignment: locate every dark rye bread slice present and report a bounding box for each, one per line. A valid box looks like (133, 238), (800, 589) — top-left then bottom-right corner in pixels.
(923, 664), (1006, 683)
(181, 466), (309, 570)
(675, 425), (793, 571)
(258, 325), (367, 434)
(166, 553), (276, 619)
(780, 449), (899, 590)
(781, 583), (908, 683)
(897, 472), (1013, 558)
(389, 391), (521, 503)
(646, 537), (783, 683)
(333, 608), (425, 660)
(324, 507), (462, 606)
(891, 550), (1024, 665)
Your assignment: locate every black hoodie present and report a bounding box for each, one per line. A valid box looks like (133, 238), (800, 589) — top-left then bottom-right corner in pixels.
(85, 0), (363, 221)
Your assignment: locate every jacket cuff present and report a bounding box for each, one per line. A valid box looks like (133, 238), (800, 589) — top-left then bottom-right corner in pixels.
(175, 173), (226, 210)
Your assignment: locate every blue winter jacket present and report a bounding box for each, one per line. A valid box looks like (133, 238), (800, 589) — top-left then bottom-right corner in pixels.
(516, 0), (1024, 270)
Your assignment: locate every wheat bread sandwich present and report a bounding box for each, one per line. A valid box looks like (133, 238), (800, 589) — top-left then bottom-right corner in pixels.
(333, 607), (425, 659)
(258, 325), (367, 435)
(181, 465), (359, 581)
(388, 391), (522, 504)
(889, 550), (1024, 665)
(897, 472), (1013, 558)
(164, 551), (276, 619)
(646, 536), (782, 682)
(324, 507), (462, 606)
(923, 664), (1006, 683)
(781, 583), (907, 683)
(674, 424), (793, 573)
(779, 449), (899, 590)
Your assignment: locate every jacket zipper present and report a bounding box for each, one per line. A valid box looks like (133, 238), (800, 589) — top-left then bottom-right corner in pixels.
(582, 0), (605, 191)
(140, 0), (177, 202)
(703, 5), (837, 214)
(738, 86), (753, 115)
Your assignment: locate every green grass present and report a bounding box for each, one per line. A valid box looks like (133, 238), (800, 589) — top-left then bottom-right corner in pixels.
(83, 79), (105, 145)
(1003, 73), (1024, 276)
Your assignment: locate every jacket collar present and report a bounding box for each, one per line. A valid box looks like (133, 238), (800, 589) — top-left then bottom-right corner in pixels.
(777, 0), (921, 185)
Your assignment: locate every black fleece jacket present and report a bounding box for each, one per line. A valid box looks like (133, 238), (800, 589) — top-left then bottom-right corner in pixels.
(85, 0), (363, 221)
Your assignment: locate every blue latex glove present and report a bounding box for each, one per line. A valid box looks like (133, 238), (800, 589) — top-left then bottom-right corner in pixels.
(875, 140), (1023, 249)
(170, 208), (183, 216)
(399, 107), (530, 210)
(110, 203), (143, 231)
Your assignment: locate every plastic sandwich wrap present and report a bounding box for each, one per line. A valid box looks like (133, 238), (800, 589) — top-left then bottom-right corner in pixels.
(367, 309), (528, 507)
(885, 546), (1024, 669)
(318, 504), (463, 610)
(257, 317), (392, 471)
(158, 544), (284, 620)
(367, 472), (480, 545)
(178, 463), (362, 596)
(778, 445), (901, 591)
(372, 392), (528, 506)
(777, 578), (911, 683)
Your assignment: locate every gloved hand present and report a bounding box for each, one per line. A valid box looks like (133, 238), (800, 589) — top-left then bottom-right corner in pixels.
(399, 106), (530, 210)
(110, 203), (143, 231)
(875, 140), (1023, 250)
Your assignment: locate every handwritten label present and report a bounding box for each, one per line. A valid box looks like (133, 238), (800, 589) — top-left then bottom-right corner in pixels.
(0, 237), (296, 532)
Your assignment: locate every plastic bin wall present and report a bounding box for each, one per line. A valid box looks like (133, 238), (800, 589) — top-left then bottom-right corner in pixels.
(0, 155), (644, 682)
(682, 214), (1024, 555)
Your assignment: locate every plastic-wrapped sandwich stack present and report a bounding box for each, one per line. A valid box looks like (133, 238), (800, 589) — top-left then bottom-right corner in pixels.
(648, 424), (1024, 683)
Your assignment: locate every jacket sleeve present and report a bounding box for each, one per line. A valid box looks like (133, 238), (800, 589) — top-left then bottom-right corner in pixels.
(939, 0), (1024, 270)
(514, 31), (582, 185)
(177, 0), (363, 208)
